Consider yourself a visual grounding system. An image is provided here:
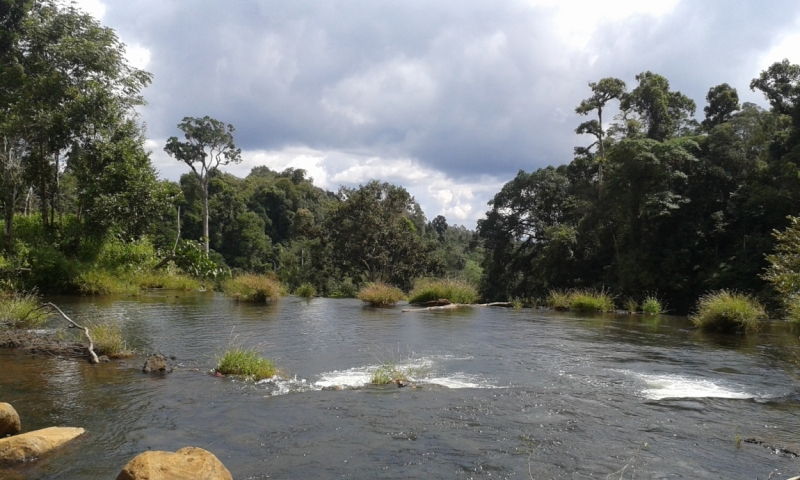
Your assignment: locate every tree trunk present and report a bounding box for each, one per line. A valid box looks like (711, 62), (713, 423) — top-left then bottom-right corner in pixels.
(202, 182), (210, 254)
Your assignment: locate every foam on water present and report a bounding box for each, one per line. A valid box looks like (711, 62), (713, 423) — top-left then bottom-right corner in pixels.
(628, 372), (754, 400)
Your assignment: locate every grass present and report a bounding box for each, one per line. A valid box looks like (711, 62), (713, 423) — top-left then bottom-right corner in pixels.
(546, 288), (615, 312)
(370, 360), (427, 385)
(690, 290), (766, 333)
(294, 282), (317, 298)
(0, 291), (49, 328)
(87, 321), (132, 357)
(641, 296), (664, 315)
(222, 274), (281, 302)
(215, 346), (278, 380)
(134, 271), (203, 291)
(547, 290), (571, 310)
(624, 297), (638, 314)
(357, 282), (404, 306)
(510, 297), (524, 309)
(407, 278), (479, 305)
(77, 268), (203, 295)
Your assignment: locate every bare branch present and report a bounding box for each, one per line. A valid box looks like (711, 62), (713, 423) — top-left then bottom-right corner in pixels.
(42, 302), (99, 364)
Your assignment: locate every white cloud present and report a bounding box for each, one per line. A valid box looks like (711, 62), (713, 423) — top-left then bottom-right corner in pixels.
(71, 0), (106, 20)
(758, 26), (800, 69)
(124, 44), (151, 70)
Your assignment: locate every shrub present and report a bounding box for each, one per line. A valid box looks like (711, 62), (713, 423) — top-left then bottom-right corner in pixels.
(568, 289), (615, 312)
(641, 296), (664, 315)
(94, 237), (157, 272)
(624, 297), (638, 314)
(407, 278), (479, 304)
(222, 274), (281, 302)
(328, 277), (357, 298)
(690, 290), (766, 332)
(88, 321), (132, 357)
(0, 292), (49, 328)
(216, 347), (278, 380)
(134, 271), (202, 291)
(357, 282), (404, 306)
(510, 297), (524, 309)
(294, 282), (317, 298)
(547, 290), (571, 310)
(786, 296), (800, 324)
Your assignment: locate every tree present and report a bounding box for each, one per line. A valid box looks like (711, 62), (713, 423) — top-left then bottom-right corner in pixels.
(164, 116), (242, 254)
(619, 71), (696, 141)
(702, 83), (740, 130)
(575, 77), (626, 183)
(325, 180), (440, 290)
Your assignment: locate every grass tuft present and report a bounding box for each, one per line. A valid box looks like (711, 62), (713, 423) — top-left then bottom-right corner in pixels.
(370, 360), (427, 385)
(407, 278), (479, 305)
(690, 290), (765, 333)
(216, 346), (278, 380)
(88, 321), (132, 357)
(294, 282), (317, 298)
(135, 272), (203, 291)
(624, 297), (638, 314)
(357, 282), (404, 306)
(222, 274), (281, 302)
(568, 289), (615, 312)
(0, 291), (49, 328)
(546, 290), (571, 310)
(641, 296), (664, 315)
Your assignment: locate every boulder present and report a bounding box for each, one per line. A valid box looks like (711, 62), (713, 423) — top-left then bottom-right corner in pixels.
(0, 427), (84, 464)
(142, 354), (173, 374)
(0, 403), (20, 437)
(116, 446), (232, 480)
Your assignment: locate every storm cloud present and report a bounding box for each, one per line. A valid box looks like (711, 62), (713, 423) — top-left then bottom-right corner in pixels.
(79, 0), (800, 225)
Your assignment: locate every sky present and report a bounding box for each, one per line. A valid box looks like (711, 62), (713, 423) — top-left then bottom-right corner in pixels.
(73, 0), (800, 228)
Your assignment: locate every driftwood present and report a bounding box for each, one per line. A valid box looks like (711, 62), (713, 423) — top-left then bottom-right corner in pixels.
(42, 302), (99, 364)
(478, 302), (514, 307)
(402, 303), (468, 312)
(413, 299), (451, 307)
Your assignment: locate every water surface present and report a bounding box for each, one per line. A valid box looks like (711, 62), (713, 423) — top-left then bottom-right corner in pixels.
(2, 293), (799, 478)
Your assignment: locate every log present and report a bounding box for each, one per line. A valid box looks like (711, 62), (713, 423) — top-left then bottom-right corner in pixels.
(42, 303), (99, 364)
(478, 302), (514, 307)
(402, 303), (468, 312)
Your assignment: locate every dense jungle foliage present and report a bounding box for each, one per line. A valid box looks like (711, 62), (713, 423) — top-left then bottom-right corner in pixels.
(2, 0), (800, 318)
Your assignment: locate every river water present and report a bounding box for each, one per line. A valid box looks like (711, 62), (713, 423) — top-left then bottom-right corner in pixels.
(1, 292), (799, 479)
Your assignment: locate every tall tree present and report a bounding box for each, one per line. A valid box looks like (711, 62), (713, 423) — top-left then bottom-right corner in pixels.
(619, 71), (696, 141)
(575, 77), (626, 183)
(164, 116), (242, 254)
(702, 83), (740, 130)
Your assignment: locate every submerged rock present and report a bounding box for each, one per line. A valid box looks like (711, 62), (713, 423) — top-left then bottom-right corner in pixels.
(0, 403), (21, 437)
(0, 427), (84, 464)
(116, 446), (232, 480)
(142, 355), (173, 374)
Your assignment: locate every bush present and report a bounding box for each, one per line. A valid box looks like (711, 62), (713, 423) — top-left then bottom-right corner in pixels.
(76, 269), (139, 295)
(0, 292), (49, 328)
(294, 282), (317, 298)
(216, 347), (278, 380)
(134, 271), (202, 291)
(328, 277), (357, 298)
(88, 321), (132, 357)
(222, 274), (281, 302)
(407, 278), (479, 304)
(690, 290), (765, 332)
(94, 237), (157, 272)
(641, 296), (664, 315)
(786, 296), (800, 324)
(568, 289), (615, 312)
(357, 282), (404, 306)
(547, 290), (571, 310)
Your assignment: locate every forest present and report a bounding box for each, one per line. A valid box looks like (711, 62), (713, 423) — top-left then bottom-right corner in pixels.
(2, 0), (800, 318)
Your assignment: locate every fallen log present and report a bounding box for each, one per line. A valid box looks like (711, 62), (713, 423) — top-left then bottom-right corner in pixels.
(42, 303), (99, 364)
(402, 303), (468, 312)
(478, 302), (514, 307)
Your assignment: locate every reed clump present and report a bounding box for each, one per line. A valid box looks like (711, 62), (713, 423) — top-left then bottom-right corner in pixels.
(690, 290), (765, 332)
(222, 274), (281, 302)
(568, 289), (615, 312)
(294, 282), (317, 298)
(357, 282), (404, 306)
(546, 290), (571, 310)
(407, 278), (479, 305)
(0, 291), (49, 328)
(641, 296), (664, 315)
(216, 346), (278, 380)
(88, 321), (132, 357)
(370, 360), (426, 385)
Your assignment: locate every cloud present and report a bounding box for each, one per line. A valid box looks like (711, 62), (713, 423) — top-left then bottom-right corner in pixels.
(99, 0), (800, 227)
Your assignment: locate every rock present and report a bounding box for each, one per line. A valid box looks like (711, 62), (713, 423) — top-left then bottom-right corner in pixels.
(0, 403), (21, 437)
(142, 355), (173, 374)
(0, 427), (84, 464)
(116, 446), (232, 480)
(98, 355), (111, 363)
(321, 385), (343, 391)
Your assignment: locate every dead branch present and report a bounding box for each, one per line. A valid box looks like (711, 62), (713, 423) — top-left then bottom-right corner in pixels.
(402, 303), (469, 312)
(42, 302), (99, 364)
(478, 302), (514, 307)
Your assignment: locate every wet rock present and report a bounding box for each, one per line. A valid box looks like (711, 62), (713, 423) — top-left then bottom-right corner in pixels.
(321, 385), (343, 391)
(98, 355), (110, 363)
(116, 446), (232, 480)
(0, 427), (84, 464)
(142, 355), (173, 374)
(0, 403), (20, 437)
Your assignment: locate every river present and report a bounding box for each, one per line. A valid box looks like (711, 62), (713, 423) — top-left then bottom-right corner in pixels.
(1, 292), (799, 479)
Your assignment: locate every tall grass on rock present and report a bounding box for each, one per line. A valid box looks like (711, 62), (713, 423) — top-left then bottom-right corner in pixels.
(357, 282), (404, 306)
(88, 321), (132, 357)
(690, 290), (766, 333)
(0, 292), (49, 328)
(294, 283), (317, 298)
(222, 274), (281, 302)
(407, 278), (479, 305)
(216, 347), (278, 380)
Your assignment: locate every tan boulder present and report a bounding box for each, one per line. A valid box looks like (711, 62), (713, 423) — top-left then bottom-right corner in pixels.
(0, 427), (84, 464)
(116, 446), (232, 480)
(0, 403), (21, 437)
